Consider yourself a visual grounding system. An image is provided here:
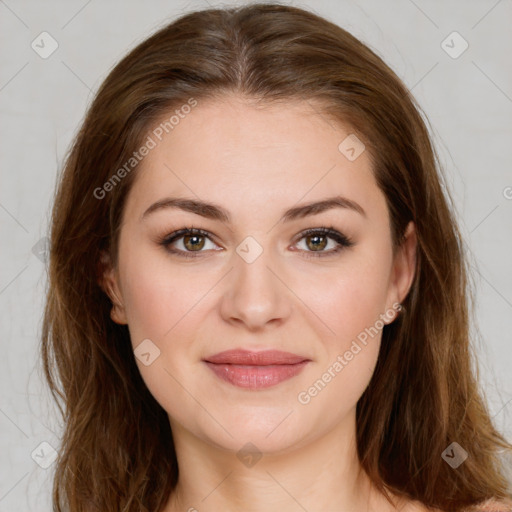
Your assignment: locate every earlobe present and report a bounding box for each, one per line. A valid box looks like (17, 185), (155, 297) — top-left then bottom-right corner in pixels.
(97, 250), (128, 325)
(109, 305), (127, 325)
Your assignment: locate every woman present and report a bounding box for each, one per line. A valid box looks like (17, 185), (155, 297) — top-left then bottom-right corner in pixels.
(41, 3), (512, 511)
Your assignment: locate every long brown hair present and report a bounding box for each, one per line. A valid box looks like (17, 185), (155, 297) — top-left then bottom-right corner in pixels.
(41, 3), (512, 511)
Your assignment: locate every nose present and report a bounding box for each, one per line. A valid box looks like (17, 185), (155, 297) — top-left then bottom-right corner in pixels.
(219, 247), (292, 331)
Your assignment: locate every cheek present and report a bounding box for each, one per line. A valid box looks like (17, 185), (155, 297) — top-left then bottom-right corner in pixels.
(295, 271), (389, 425)
(312, 254), (393, 347)
(118, 252), (210, 426)
(118, 242), (202, 343)
(122, 273), (176, 344)
(300, 250), (392, 397)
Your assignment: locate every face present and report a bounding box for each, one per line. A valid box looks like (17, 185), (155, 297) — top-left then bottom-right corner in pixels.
(101, 95), (416, 454)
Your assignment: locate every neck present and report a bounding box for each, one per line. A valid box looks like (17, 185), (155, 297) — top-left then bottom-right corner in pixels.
(163, 410), (397, 512)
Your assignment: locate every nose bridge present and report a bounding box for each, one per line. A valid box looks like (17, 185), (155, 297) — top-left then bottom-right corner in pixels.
(220, 236), (290, 328)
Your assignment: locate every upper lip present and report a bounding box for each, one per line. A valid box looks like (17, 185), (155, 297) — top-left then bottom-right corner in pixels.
(204, 349), (309, 366)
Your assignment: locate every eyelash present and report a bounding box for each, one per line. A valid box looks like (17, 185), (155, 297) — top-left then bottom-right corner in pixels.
(158, 226), (354, 259)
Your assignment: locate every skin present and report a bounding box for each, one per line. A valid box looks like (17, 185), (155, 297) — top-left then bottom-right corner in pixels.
(100, 95), (425, 511)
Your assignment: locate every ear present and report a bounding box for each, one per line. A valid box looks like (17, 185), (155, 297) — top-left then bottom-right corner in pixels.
(385, 221), (417, 321)
(97, 250), (128, 325)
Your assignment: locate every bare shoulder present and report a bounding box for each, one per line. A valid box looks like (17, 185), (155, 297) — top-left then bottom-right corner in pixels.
(396, 497), (512, 512)
(438, 498), (512, 512)
(469, 498), (512, 511)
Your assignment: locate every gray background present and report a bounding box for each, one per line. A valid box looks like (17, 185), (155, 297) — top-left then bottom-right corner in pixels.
(1, 0), (511, 510)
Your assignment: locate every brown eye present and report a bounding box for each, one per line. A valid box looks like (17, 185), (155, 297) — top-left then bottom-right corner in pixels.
(305, 233), (328, 252)
(182, 234), (206, 251)
(160, 228), (219, 258)
(294, 227), (354, 258)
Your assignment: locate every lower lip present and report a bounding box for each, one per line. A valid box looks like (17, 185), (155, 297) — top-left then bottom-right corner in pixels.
(204, 361), (309, 389)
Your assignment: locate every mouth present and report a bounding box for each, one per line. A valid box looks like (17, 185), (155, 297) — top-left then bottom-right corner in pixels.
(203, 349), (310, 389)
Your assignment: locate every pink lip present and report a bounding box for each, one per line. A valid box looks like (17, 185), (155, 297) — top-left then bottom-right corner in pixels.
(204, 349), (310, 389)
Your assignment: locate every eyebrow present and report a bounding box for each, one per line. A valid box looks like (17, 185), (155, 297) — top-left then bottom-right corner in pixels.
(141, 195), (366, 223)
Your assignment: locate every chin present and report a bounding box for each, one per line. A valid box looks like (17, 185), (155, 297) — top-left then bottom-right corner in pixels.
(188, 405), (315, 455)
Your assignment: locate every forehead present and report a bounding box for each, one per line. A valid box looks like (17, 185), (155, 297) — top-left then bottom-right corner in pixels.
(124, 96), (385, 222)
(147, 96), (353, 171)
